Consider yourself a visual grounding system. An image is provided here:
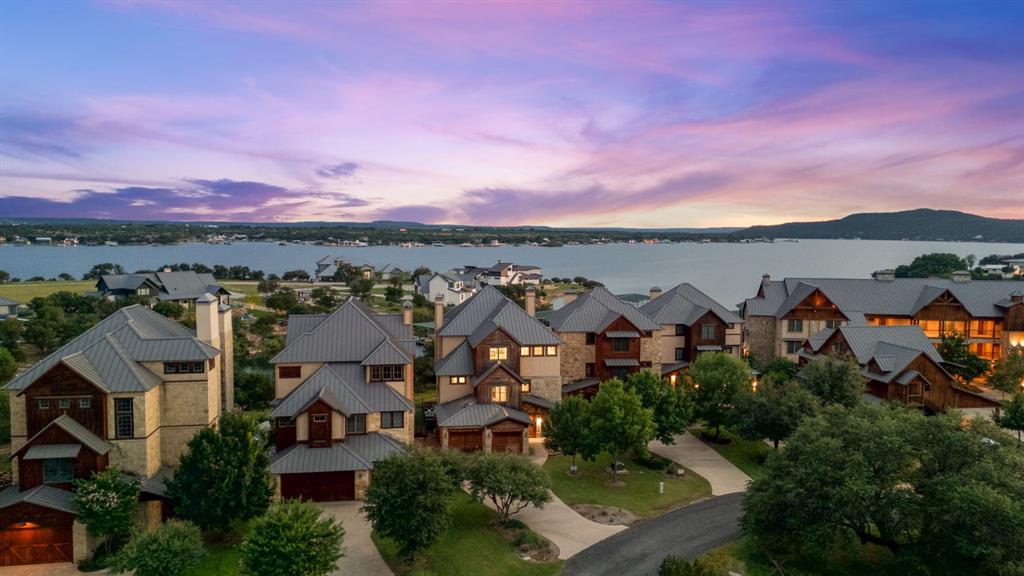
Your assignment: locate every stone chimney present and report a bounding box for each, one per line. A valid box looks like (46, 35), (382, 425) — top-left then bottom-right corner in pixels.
(873, 269), (895, 282)
(563, 289), (577, 306)
(196, 293), (220, 351)
(218, 303), (234, 411)
(434, 294), (445, 332)
(649, 286), (662, 301)
(761, 273), (771, 285)
(525, 286), (536, 317)
(403, 301), (414, 337)
(951, 270), (971, 283)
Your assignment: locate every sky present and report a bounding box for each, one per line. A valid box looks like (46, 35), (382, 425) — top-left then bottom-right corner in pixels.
(1, 1), (1022, 228)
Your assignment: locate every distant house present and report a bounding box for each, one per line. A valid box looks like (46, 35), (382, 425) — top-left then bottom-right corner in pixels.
(418, 272), (480, 307)
(0, 297), (19, 319)
(471, 261), (542, 286)
(315, 255), (344, 282)
(95, 270), (230, 306)
(378, 264), (405, 281)
(1005, 258), (1024, 276)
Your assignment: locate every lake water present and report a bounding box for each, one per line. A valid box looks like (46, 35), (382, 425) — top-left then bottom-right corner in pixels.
(2, 239), (1023, 307)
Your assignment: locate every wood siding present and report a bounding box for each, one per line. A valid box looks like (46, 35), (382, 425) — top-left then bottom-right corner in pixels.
(473, 329), (521, 375)
(0, 503), (74, 566)
(23, 364), (107, 438)
(685, 311), (728, 361)
(473, 365), (523, 409)
(17, 420), (108, 490)
(594, 316), (643, 381)
(305, 400), (332, 447)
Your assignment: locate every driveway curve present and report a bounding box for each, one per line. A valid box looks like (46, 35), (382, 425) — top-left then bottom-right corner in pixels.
(648, 432), (750, 495)
(562, 492), (744, 576)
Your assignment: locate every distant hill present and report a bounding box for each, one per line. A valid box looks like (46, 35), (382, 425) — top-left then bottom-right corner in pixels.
(735, 209), (1024, 243)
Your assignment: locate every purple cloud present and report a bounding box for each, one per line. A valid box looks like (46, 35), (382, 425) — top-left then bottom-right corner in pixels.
(315, 162), (360, 179)
(370, 204), (450, 223)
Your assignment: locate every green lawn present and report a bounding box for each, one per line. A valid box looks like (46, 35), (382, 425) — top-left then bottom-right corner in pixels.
(543, 452), (710, 518)
(183, 525), (251, 576)
(699, 540), (896, 576)
(696, 428), (773, 481)
(0, 280), (94, 302)
(374, 493), (562, 576)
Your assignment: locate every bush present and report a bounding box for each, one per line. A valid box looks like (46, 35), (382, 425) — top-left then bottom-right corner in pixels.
(109, 520), (205, 576)
(512, 529), (550, 549)
(658, 555), (715, 576)
(241, 500), (345, 576)
(73, 468), (140, 546)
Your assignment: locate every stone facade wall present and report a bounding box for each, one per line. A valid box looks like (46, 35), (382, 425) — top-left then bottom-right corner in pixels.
(745, 315), (777, 365)
(73, 520), (103, 563)
(640, 332), (662, 374)
(527, 376), (563, 403)
(355, 470), (371, 500)
(558, 332), (593, 382)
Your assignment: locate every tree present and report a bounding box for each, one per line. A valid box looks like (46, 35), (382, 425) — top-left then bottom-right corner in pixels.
(465, 452), (551, 523)
(624, 369), (693, 444)
(310, 287), (337, 310)
(989, 349), (1024, 395)
(0, 270), (9, 284)
(349, 277), (374, 299)
(23, 305), (67, 352)
(742, 404), (1024, 573)
(414, 340), (435, 392)
(73, 468), (140, 553)
(235, 370), (275, 410)
(240, 500), (344, 576)
(0, 317), (23, 360)
(166, 411), (272, 531)
(689, 352), (750, 440)
(282, 269), (311, 282)
(937, 332), (990, 383)
(412, 266), (432, 279)
(894, 253), (969, 278)
(82, 262), (125, 280)
(996, 393), (1024, 444)
(110, 520), (205, 576)
(587, 379), (655, 483)
(385, 285), (404, 303)
(362, 448), (454, 561)
(730, 378), (818, 449)
(797, 355), (865, 408)
(544, 396), (592, 474)
(258, 275), (281, 293)
(0, 347), (16, 384)
(57, 272), (74, 281)
(758, 357), (798, 383)
(153, 300), (185, 320)
(264, 289), (299, 313)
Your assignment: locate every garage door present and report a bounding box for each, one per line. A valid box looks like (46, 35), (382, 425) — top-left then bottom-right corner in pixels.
(447, 430), (483, 452)
(280, 471), (355, 502)
(0, 521), (73, 566)
(492, 432), (523, 453)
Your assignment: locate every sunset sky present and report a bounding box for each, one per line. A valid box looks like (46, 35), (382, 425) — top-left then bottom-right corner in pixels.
(1, 1), (1022, 227)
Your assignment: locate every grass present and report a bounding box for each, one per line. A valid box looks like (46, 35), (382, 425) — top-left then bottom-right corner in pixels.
(699, 540), (896, 576)
(543, 452), (711, 518)
(373, 493), (562, 576)
(695, 428), (774, 482)
(0, 280), (94, 302)
(182, 524), (252, 576)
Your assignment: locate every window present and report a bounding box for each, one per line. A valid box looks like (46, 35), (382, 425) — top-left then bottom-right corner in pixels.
(115, 398), (134, 439)
(786, 319), (803, 333)
(675, 347), (685, 362)
(278, 366), (302, 379)
(785, 341), (802, 354)
(37, 399), (50, 410)
(491, 385), (508, 403)
(346, 414), (366, 434)
(586, 333), (596, 345)
(381, 412), (405, 429)
(312, 414), (328, 423)
(58, 399), (71, 410)
(521, 381), (531, 394)
(276, 417), (295, 428)
(918, 320), (940, 337)
(612, 338), (629, 352)
(371, 365), (405, 381)
(701, 324), (716, 339)
(164, 363), (177, 374)
(675, 324), (686, 336)
(43, 459), (74, 484)
(546, 346), (556, 356)
(521, 346), (531, 357)
(610, 367), (630, 379)
(489, 347), (508, 361)
(137, 287), (150, 296)
(192, 362), (204, 373)
(824, 320), (840, 329)
(79, 398), (91, 408)
(585, 363), (595, 377)
(532, 346), (544, 356)
(451, 376), (468, 385)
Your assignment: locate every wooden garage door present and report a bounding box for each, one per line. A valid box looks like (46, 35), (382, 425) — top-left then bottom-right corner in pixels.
(448, 430), (483, 452)
(492, 432), (523, 453)
(280, 471), (355, 502)
(0, 505), (74, 566)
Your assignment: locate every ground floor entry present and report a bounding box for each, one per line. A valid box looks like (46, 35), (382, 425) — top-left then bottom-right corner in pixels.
(0, 504), (74, 566)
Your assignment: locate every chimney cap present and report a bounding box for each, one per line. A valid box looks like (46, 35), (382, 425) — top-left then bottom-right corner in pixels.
(650, 286), (661, 292)
(525, 285), (536, 293)
(196, 293), (217, 303)
(434, 294), (444, 301)
(403, 301), (413, 309)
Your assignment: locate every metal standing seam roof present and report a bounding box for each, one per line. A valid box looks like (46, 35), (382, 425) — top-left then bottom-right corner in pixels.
(4, 306), (219, 393)
(434, 397), (532, 428)
(836, 325), (943, 365)
(269, 433), (406, 474)
(604, 358), (639, 367)
(562, 378), (600, 394)
(434, 340), (474, 376)
(470, 362), (525, 387)
(0, 485), (77, 514)
(661, 361), (689, 375)
(23, 444), (82, 460)
(18, 414), (114, 456)
(522, 394), (555, 410)
(641, 283), (744, 326)
(272, 298), (414, 364)
(0, 296), (19, 306)
(270, 363), (412, 418)
(438, 285), (561, 346)
(546, 286), (661, 333)
(605, 330), (640, 338)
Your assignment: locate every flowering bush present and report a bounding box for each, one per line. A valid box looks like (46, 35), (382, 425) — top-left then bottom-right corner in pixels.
(73, 468), (140, 539)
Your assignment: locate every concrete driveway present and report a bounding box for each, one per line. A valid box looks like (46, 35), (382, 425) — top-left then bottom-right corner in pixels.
(318, 501), (393, 576)
(648, 432), (751, 495)
(1, 563), (90, 576)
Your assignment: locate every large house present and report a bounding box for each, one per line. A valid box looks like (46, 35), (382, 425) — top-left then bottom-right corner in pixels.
(95, 270), (230, 307)
(433, 286), (562, 452)
(2, 298), (233, 566)
(545, 286), (662, 398)
(740, 271), (1024, 365)
(640, 284), (744, 383)
(800, 324), (999, 413)
(474, 261), (542, 286)
(417, 271), (481, 307)
(268, 299), (415, 502)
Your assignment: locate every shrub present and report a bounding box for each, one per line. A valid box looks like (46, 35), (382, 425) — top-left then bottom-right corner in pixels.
(240, 500), (345, 576)
(658, 555), (715, 576)
(109, 520), (205, 576)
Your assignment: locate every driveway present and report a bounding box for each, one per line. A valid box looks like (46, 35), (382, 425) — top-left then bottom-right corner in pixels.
(318, 501), (392, 576)
(648, 432), (750, 495)
(1, 563), (89, 576)
(562, 493), (745, 576)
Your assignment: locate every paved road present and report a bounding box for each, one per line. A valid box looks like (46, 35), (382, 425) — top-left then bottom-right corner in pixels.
(562, 493), (745, 576)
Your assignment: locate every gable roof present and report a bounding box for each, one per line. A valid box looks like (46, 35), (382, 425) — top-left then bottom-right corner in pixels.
(434, 396), (531, 428)
(17, 414), (114, 457)
(0, 485), (76, 514)
(5, 306), (219, 393)
(269, 433), (405, 474)
(98, 271), (226, 301)
(641, 283), (743, 326)
(273, 298), (415, 364)
(438, 286), (560, 346)
(270, 363), (412, 418)
(0, 296), (20, 306)
(434, 340), (474, 376)
(547, 286), (660, 333)
(471, 362), (525, 387)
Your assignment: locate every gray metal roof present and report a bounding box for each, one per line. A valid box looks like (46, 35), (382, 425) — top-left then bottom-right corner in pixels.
(5, 305), (219, 393)
(271, 363), (412, 418)
(140, 467), (173, 497)
(269, 433), (405, 474)
(0, 296), (19, 306)
(439, 286), (560, 346)
(604, 358), (639, 367)
(562, 378), (600, 394)
(19, 414), (113, 456)
(641, 283), (743, 326)
(435, 340), (474, 376)
(98, 271), (226, 301)
(661, 361), (689, 375)
(834, 325), (943, 365)
(362, 339), (412, 366)
(547, 286), (661, 333)
(434, 396), (531, 428)
(23, 444), (81, 460)
(273, 298), (414, 364)
(0, 485), (76, 514)
(605, 330), (640, 338)
(744, 277), (1024, 320)
(470, 362), (524, 387)
(522, 394), (554, 410)
(696, 345), (723, 351)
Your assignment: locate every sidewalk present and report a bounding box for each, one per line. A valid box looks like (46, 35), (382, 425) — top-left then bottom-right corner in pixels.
(647, 432), (751, 495)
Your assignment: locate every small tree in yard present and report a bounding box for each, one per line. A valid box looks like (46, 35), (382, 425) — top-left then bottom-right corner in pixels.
(466, 452), (552, 523)
(544, 395), (592, 474)
(587, 379), (655, 484)
(797, 355), (865, 408)
(110, 520), (205, 576)
(241, 500), (344, 576)
(731, 378), (818, 449)
(938, 332), (990, 383)
(625, 369), (693, 444)
(363, 448), (454, 562)
(264, 288), (298, 313)
(996, 393), (1024, 444)
(166, 411), (272, 531)
(73, 468), (140, 553)
(989, 348), (1024, 395)
(689, 352), (750, 441)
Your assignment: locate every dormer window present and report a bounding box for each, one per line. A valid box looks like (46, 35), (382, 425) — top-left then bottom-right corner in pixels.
(489, 347), (508, 361)
(370, 365), (404, 381)
(491, 385), (508, 403)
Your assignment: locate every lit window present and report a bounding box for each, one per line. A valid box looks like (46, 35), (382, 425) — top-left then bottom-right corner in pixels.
(521, 347), (531, 357)
(521, 381), (531, 393)
(491, 385), (508, 402)
(489, 347), (508, 361)
(533, 346), (544, 356)
(546, 346), (557, 356)
(451, 376), (468, 385)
